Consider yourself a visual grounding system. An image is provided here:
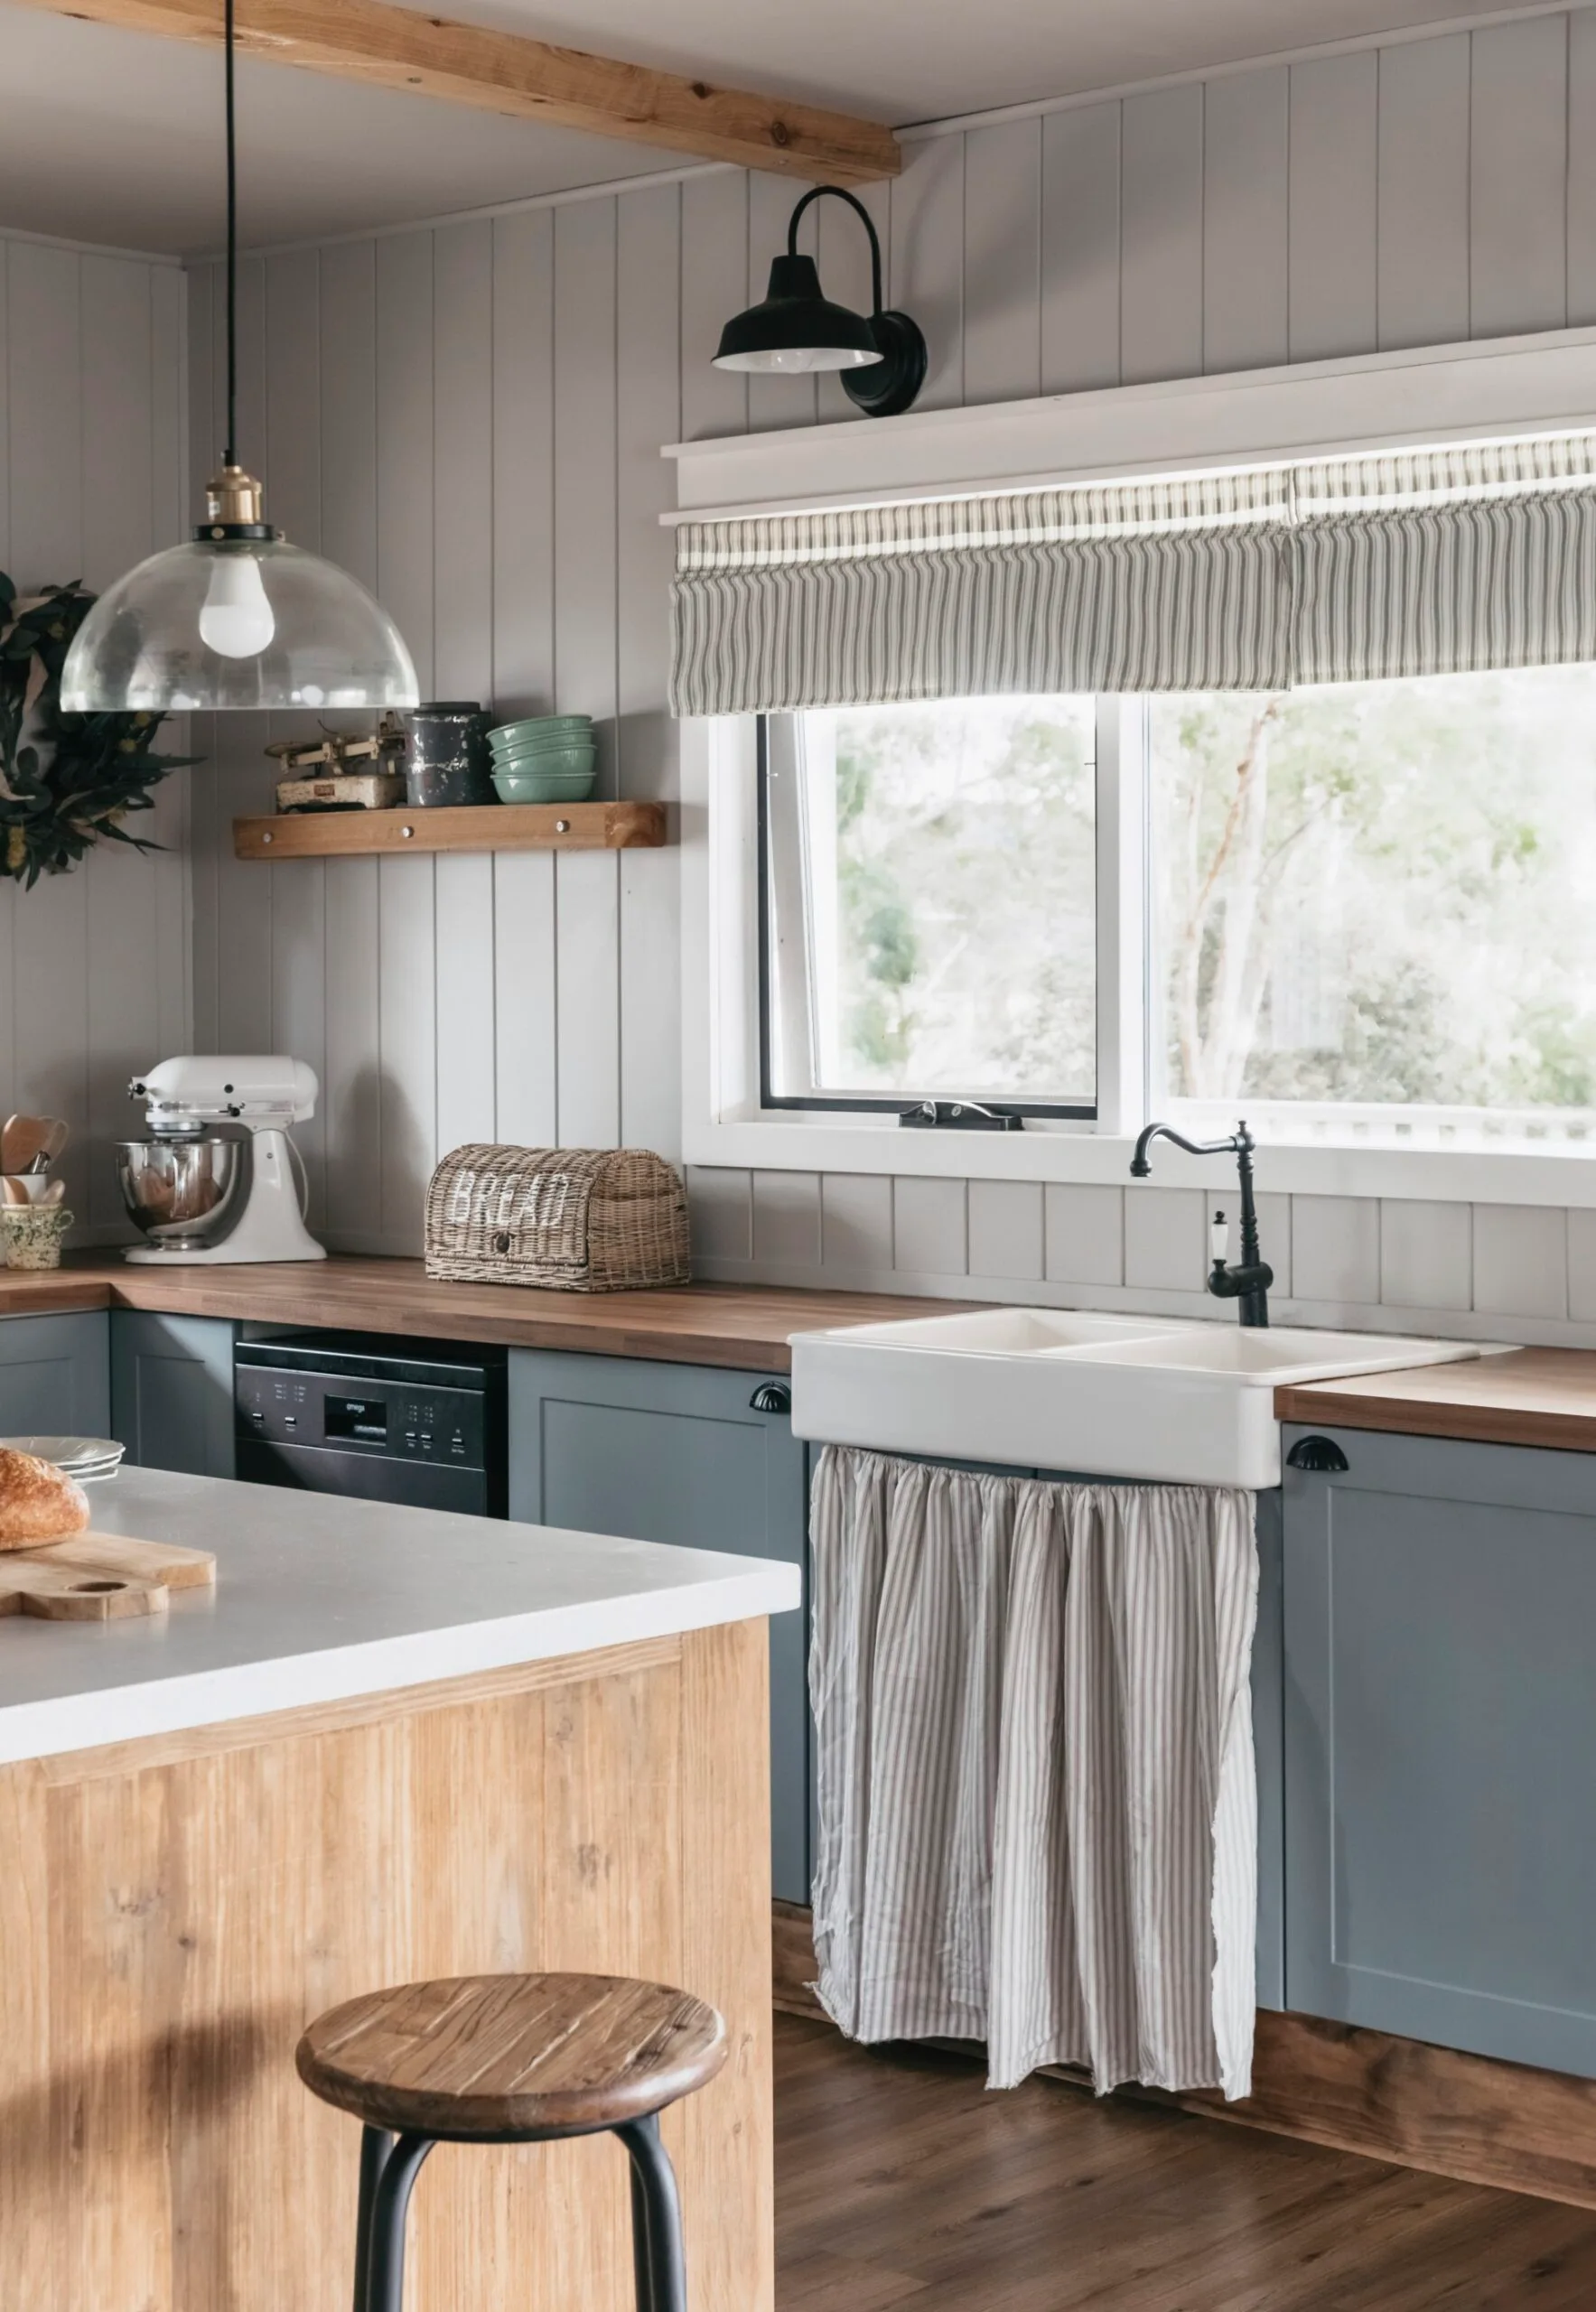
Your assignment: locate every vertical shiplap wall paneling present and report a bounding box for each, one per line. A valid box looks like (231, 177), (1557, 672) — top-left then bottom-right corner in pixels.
(1377, 33), (1471, 346)
(1202, 69), (1288, 373)
(8, 239), (89, 1225)
(149, 259), (191, 1068)
(264, 247), (328, 1221)
(489, 209), (558, 1151)
(1470, 15), (1569, 339)
(1119, 85), (1205, 384)
(186, 261), (219, 1057)
(2, 232), (187, 1238)
(963, 120), (1042, 405)
(1041, 103), (1122, 392)
(432, 220), (498, 1159)
(552, 196), (621, 1150)
(1287, 52), (1378, 361)
(375, 232), (438, 1240)
(1568, 10), (1596, 324)
(889, 132), (966, 410)
(617, 182), (684, 1160)
(679, 171), (749, 441)
(214, 255), (274, 1058)
(81, 256), (155, 1232)
(318, 239), (383, 1241)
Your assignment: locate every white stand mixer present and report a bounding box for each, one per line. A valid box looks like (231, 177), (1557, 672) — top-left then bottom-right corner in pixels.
(117, 1057), (327, 1264)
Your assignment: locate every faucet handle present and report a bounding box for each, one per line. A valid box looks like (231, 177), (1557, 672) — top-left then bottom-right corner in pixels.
(1209, 1208), (1231, 1264)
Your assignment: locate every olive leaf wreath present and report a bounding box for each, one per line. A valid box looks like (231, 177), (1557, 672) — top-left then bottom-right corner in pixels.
(0, 570), (200, 888)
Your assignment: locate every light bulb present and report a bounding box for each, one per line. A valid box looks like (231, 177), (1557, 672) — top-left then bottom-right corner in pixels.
(199, 552), (275, 658)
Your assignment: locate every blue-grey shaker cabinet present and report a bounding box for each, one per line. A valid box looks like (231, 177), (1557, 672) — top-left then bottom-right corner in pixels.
(508, 1348), (810, 1903)
(109, 1310), (237, 1478)
(1283, 1422), (1596, 2077)
(0, 1311), (111, 1438)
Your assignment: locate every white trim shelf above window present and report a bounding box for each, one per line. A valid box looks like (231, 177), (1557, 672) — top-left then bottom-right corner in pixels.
(672, 328), (1596, 1210)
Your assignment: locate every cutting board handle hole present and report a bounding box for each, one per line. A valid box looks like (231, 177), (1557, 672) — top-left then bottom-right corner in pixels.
(70, 1580), (126, 1594)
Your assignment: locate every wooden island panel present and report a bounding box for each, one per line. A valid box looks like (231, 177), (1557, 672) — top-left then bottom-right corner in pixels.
(0, 1625), (772, 2312)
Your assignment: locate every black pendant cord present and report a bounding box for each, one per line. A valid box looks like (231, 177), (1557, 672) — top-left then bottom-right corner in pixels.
(786, 184), (884, 317)
(224, 0), (238, 469)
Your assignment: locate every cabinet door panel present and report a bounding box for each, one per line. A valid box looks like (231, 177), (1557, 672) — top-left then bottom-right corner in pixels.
(110, 1312), (236, 1478)
(0, 1313), (110, 1438)
(510, 1350), (809, 1901)
(1284, 1423), (1596, 2075)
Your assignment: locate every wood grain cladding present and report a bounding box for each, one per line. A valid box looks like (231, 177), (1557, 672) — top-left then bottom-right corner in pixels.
(7, 0), (901, 183)
(233, 801), (667, 860)
(770, 1900), (1596, 2212)
(175, 14), (1596, 1268)
(1277, 1347), (1596, 1451)
(0, 1623), (775, 2312)
(0, 1258), (980, 1374)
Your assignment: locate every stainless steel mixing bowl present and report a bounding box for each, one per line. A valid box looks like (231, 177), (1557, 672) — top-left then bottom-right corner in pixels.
(115, 1133), (246, 1245)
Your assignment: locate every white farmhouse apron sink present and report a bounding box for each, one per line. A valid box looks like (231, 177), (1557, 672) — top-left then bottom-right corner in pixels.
(789, 1308), (1504, 1487)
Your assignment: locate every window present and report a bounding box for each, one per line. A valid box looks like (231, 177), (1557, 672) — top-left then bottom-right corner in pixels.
(761, 662), (1596, 1145)
(760, 698), (1097, 1115)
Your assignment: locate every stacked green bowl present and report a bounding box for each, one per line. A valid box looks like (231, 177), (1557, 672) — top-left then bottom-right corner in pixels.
(488, 713), (596, 804)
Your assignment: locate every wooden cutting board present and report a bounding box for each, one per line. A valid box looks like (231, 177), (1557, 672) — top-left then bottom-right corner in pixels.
(0, 1533), (217, 1621)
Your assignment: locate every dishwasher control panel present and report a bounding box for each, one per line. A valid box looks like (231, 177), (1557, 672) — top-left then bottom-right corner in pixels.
(234, 1329), (508, 1515)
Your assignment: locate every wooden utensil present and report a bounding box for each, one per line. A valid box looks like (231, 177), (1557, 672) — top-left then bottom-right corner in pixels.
(0, 1533), (216, 1621)
(1, 1115), (68, 1175)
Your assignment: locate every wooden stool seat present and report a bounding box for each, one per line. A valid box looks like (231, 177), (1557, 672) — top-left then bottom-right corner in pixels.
(295, 1972), (728, 2140)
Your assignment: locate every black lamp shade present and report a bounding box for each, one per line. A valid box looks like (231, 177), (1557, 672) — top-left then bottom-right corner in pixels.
(714, 253), (882, 375)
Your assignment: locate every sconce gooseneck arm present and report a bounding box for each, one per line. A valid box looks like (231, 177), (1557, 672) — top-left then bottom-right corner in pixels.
(786, 185), (884, 318)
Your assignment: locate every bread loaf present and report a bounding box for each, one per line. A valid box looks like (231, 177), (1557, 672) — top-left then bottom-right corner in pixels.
(0, 1448), (89, 1549)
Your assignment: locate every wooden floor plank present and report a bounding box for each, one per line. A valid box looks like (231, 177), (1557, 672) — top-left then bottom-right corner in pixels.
(774, 2015), (1596, 2310)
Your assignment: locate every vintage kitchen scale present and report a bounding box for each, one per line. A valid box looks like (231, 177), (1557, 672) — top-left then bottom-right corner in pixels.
(267, 714), (405, 812)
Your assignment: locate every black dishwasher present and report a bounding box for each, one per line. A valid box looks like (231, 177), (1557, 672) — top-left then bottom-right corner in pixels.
(235, 1331), (508, 1515)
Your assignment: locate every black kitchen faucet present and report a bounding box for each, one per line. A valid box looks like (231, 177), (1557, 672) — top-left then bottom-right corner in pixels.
(1130, 1120), (1274, 1328)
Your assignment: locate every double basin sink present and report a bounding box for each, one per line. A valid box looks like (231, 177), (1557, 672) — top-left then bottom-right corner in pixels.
(789, 1308), (1502, 1487)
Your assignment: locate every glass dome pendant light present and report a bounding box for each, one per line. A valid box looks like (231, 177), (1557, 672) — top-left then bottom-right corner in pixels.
(61, 0), (417, 714)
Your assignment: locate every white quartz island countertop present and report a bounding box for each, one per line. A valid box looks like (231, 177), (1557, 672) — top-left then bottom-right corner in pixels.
(0, 1466), (800, 1766)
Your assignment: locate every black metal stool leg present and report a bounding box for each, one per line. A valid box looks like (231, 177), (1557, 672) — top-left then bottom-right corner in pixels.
(629, 2150), (657, 2312)
(618, 2113), (686, 2312)
(351, 2125), (395, 2312)
(363, 2131), (434, 2312)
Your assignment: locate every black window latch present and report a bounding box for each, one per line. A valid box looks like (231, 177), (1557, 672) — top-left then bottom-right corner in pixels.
(898, 1100), (1025, 1132)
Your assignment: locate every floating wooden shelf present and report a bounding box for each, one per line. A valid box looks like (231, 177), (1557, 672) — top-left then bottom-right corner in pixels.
(233, 801), (667, 861)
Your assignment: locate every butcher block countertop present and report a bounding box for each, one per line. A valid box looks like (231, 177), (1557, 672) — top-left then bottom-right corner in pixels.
(0, 1254), (978, 1372)
(1277, 1347), (1596, 1454)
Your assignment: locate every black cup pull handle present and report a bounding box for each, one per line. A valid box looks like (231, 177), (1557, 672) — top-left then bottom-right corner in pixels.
(1286, 1434), (1350, 1474)
(750, 1382), (791, 1415)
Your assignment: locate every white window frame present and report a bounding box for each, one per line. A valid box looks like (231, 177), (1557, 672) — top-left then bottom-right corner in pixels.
(674, 324), (1596, 1209)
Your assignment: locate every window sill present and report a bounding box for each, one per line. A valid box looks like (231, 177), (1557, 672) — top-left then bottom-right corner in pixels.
(683, 1111), (1596, 1208)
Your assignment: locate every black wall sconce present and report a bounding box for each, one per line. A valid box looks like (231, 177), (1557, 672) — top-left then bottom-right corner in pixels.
(714, 185), (929, 419)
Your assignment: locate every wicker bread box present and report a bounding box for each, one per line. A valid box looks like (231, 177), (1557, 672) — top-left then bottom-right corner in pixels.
(425, 1144), (690, 1291)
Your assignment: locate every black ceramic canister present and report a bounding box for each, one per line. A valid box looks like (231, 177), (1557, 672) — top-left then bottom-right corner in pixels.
(403, 702), (495, 806)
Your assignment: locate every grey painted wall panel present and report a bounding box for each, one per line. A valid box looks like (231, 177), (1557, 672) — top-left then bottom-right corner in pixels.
(1119, 83), (1205, 386)
(1377, 33), (1471, 347)
(963, 119), (1042, 406)
(1470, 14), (1569, 340)
(1202, 67), (1288, 375)
(1288, 51), (1378, 361)
(1041, 102), (1122, 393)
(0, 232), (188, 1240)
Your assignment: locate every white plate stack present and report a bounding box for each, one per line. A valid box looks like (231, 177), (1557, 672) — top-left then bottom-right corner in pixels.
(0, 1435), (126, 1483)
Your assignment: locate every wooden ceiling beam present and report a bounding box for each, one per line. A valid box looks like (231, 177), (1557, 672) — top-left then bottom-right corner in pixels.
(17, 0), (901, 185)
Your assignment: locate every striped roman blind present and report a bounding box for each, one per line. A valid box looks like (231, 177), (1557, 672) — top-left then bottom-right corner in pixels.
(669, 428), (1596, 713)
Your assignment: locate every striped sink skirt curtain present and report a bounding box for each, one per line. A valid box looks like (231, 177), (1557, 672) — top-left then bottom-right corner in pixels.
(808, 1448), (1259, 2101)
